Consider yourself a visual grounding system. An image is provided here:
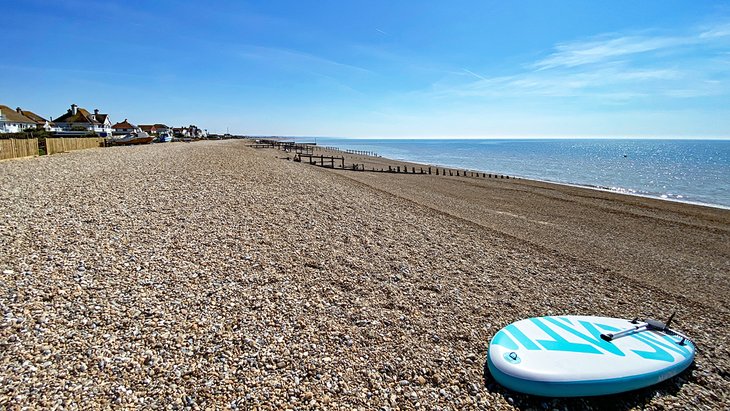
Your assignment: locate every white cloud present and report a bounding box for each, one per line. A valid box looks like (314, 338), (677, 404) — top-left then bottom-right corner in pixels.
(423, 21), (730, 104)
(534, 35), (687, 70)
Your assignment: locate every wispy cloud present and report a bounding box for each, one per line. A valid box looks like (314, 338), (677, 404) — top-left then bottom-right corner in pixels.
(425, 21), (730, 104)
(237, 45), (373, 75)
(463, 69), (487, 81)
(699, 22), (730, 38)
(533, 35), (687, 70)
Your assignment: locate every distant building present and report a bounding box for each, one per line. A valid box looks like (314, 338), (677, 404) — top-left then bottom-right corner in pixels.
(138, 125), (157, 135)
(172, 127), (189, 138)
(52, 104), (113, 136)
(0, 104), (35, 133)
(187, 124), (208, 138)
(153, 123), (172, 136)
(15, 108), (58, 132)
(111, 119), (140, 135)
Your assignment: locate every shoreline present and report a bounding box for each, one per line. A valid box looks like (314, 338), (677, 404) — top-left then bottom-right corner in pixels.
(304, 144), (730, 211)
(290, 137), (730, 210)
(511, 177), (730, 211)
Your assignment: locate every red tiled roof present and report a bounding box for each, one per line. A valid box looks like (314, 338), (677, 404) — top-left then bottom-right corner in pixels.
(112, 119), (136, 129)
(139, 125), (156, 132)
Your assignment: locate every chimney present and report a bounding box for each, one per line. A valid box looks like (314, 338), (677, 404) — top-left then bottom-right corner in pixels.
(71, 104), (78, 115)
(16, 107), (21, 113)
(94, 109), (99, 115)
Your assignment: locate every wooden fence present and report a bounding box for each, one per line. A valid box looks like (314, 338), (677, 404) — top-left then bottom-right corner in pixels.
(46, 137), (106, 155)
(0, 139), (39, 160)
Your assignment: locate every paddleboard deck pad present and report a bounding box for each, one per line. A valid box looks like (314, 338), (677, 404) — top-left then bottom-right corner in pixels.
(487, 315), (695, 397)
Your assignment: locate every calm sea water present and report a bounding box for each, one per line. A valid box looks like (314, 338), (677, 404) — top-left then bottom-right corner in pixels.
(305, 138), (730, 208)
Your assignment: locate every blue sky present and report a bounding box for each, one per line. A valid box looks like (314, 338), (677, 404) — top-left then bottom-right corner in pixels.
(2, 0), (730, 137)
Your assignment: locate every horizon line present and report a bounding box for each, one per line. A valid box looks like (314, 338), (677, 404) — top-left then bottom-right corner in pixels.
(253, 135), (730, 141)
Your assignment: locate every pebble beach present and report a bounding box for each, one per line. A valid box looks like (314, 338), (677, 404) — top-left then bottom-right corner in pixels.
(1, 140), (728, 409)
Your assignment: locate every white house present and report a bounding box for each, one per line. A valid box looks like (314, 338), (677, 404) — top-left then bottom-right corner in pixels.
(111, 119), (140, 135)
(139, 125), (157, 135)
(52, 104), (113, 136)
(153, 123), (172, 136)
(0, 105), (35, 133)
(15, 107), (59, 132)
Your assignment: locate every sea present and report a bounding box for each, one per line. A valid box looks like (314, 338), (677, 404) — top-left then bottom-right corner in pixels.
(299, 138), (730, 209)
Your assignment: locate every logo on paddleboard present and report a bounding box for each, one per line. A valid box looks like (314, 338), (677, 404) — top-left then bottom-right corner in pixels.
(504, 351), (521, 364)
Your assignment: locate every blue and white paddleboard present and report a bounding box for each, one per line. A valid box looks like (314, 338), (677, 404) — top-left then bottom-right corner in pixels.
(487, 315), (695, 397)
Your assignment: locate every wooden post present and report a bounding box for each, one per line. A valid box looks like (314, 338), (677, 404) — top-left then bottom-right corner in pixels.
(428, 167), (432, 174)
(397, 166), (400, 173)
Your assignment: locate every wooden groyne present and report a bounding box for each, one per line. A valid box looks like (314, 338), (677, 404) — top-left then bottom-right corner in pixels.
(296, 154), (345, 168)
(292, 154), (512, 180)
(249, 137), (513, 180)
(249, 139), (314, 155)
(316, 146), (379, 158)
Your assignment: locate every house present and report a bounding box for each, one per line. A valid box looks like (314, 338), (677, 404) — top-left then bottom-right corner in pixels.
(15, 108), (58, 132)
(187, 125), (208, 138)
(154, 124), (172, 136)
(52, 104), (113, 136)
(138, 125), (157, 135)
(111, 119), (140, 135)
(172, 127), (189, 137)
(0, 105), (36, 133)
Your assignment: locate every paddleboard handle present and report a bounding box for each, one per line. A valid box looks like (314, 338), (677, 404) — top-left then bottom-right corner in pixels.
(600, 324), (647, 341)
(601, 312), (684, 343)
